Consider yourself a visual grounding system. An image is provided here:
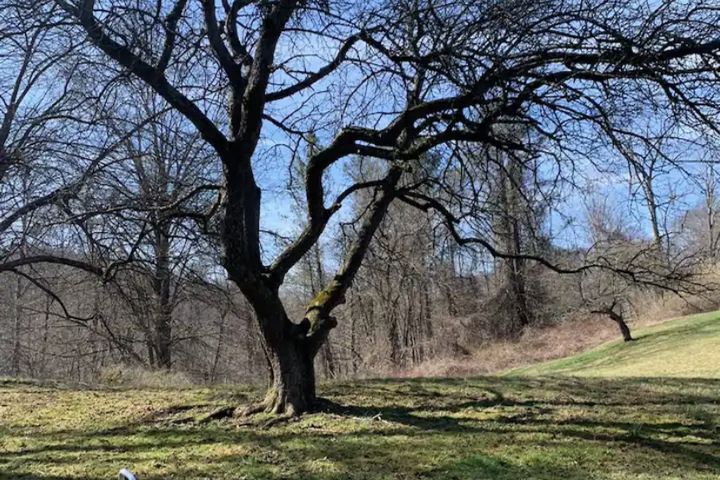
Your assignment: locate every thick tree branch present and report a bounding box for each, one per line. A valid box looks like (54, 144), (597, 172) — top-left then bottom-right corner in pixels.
(54, 0), (229, 155)
(268, 127), (379, 283)
(268, 178), (385, 285)
(0, 255), (103, 276)
(200, 0), (243, 85)
(224, 0), (254, 66)
(305, 166), (403, 318)
(157, 0), (188, 73)
(0, 188), (75, 235)
(234, 0), (297, 150)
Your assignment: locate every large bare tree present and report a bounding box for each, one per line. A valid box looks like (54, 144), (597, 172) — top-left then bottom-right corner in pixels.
(39, 0), (720, 414)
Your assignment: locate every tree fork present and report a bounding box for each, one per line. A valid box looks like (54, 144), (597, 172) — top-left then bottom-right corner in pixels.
(236, 284), (339, 417)
(242, 170), (400, 416)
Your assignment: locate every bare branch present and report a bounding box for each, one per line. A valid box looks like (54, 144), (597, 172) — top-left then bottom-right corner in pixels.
(54, 0), (229, 154)
(266, 33), (362, 102)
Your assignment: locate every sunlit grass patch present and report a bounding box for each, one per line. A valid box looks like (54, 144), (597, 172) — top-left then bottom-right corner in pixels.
(506, 311), (720, 378)
(1, 312), (719, 479)
(1, 375), (718, 479)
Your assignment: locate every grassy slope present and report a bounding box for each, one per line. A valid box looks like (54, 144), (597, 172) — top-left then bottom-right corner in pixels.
(0, 312), (719, 480)
(507, 310), (720, 378)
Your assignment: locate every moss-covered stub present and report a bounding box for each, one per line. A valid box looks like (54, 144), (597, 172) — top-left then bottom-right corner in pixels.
(303, 278), (344, 337)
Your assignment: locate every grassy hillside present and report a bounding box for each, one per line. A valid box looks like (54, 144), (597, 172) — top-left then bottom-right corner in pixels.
(506, 310), (720, 378)
(0, 375), (719, 479)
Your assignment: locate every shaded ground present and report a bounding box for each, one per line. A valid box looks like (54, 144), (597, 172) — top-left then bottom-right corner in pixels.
(507, 311), (720, 378)
(0, 376), (718, 479)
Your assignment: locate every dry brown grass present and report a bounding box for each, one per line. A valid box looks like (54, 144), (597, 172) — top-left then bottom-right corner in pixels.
(403, 291), (718, 378)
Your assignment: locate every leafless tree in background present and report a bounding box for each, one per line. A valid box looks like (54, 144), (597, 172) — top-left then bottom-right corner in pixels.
(0, 3), (250, 380)
(580, 195), (642, 341)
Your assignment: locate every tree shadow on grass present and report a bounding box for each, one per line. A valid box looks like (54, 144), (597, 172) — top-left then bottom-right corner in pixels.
(323, 376), (720, 413)
(2, 376), (718, 479)
(137, 453), (599, 480)
(314, 378), (720, 475)
(424, 454), (599, 480)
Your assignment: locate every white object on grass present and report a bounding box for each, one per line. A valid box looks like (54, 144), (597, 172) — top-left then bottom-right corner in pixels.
(119, 469), (137, 480)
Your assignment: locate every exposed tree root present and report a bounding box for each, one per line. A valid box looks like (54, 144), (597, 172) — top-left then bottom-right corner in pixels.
(197, 406), (236, 424)
(240, 401), (271, 417)
(239, 389), (310, 418)
(260, 414), (295, 429)
(239, 388), (292, 416)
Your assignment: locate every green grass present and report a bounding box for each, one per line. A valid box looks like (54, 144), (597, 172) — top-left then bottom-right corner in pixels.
(507, 310), (720, 378)
(0, 375), (719, 479)
(1, 311), (719, 479)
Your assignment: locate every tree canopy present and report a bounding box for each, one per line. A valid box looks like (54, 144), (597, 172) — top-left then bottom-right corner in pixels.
(2, 0), (720, 414)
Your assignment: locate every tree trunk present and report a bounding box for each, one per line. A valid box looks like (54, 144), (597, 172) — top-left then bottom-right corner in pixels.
(153, 225), (173, 369)
(592, 305), (634, 342)
(262, 336), (317, 415)
(318, 341), (336, 379)
(11, 274), (23, 377)
(222, 161), (323, 414)
(387, 311), (400, 366)
(147, 340), (156, 368)
(494, 150), (532, 337)
(224, 163), (398, 416)
(609, 311), (634, 342)
(350, 296), (359, 375)
(232, 278), (334, 415)
(155, 312), (172, 369)
(247, 303), (332, 415)
(508, 256), (531, 329)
